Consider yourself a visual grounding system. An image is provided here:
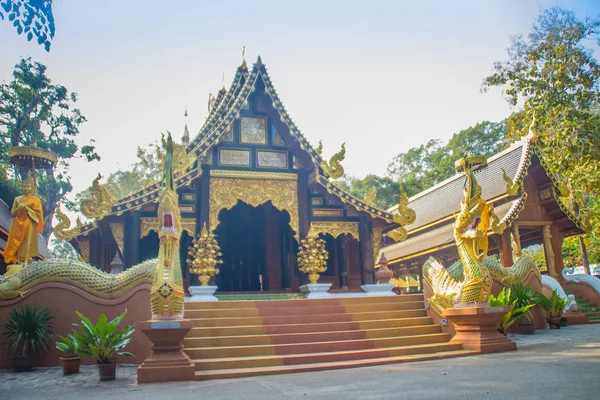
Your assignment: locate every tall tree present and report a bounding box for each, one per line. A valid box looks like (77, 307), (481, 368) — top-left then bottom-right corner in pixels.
(0, 57), (99, 239)
(483, 7), (600, 236)
(334, 175), (400, 210)
(0, 0), (55, 51)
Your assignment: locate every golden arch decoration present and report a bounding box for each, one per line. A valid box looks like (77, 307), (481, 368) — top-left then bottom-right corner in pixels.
(309, 221), (359, 240)
(209, 172), (299, 241)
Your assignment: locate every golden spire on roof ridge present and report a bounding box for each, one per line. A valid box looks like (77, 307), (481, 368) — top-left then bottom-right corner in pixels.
(181, 109), (190, 146)
(241, 45), (247, 69)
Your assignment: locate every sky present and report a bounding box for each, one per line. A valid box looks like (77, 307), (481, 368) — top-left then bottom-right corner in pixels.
(2, 0), (600, 200)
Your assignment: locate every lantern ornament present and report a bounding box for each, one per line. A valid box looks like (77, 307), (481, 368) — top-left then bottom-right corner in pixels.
(187, 224), (222, 286)
(298, 232), (329, 284)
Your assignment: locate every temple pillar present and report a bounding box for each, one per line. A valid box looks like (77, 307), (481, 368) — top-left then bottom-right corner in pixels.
(550, 224), (565, 280)
(281, 220), (291, 289)
(297, 170), (310, 238)
(542, 225), (557, 278)
(359, 216), (375, 285)
(499, 229), (513, 267)
(337, 236), (348, 289)
(197, 165), (210, 230)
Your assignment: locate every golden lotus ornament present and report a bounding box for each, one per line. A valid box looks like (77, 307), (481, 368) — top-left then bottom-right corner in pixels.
(187, 224), (222, 287)
(297, 232), (329, 285)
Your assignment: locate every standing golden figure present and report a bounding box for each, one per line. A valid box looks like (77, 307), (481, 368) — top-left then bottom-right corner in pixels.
(4, 171), (44, 269)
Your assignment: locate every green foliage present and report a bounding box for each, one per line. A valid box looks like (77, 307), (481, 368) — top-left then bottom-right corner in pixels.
(535, 290), (570, 318)
(71, 310), (134, 364)
(0, 304), (54, 356)
(386, 121), (508, 197)
(0, 58), (99, 238)
(483, 7), (600, 237)
(522, 245), (547, 272)
(509, 283), (536, 321)
(75, 142), (162, 203)
(334, 175), (400, 210)
(562, 235), (600, 268)
(0, 0), (54, 51)
(489, 287), (535, 334)
(55, 334), (79, 357)
(49, 238), (80, 260)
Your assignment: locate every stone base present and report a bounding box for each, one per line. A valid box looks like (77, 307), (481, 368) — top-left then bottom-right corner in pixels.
(564, 311), (589, 325)
(443, 305), (517, 354)
(187, 285), (218, 302)
(137, 320), (195, 384)
(299, 283), (332, 299)
(360, 284), (396, 297)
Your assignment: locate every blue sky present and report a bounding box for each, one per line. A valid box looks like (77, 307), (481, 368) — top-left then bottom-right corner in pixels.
(2, 0), (599, 198)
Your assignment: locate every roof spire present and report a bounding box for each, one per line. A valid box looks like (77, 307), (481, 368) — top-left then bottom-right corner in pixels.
(256, 55), (263, 67)
(241, 45), (247, 69)
(181, 108), (190, 146)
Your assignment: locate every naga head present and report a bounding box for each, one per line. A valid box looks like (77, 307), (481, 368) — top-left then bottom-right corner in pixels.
(454, 156), (490, 260)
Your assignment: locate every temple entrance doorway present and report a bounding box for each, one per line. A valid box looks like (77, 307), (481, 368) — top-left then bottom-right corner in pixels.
(214, 201), (294, 292)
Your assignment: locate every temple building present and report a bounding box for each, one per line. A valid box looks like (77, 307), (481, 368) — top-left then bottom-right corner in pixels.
(381, 137), (587, 284)
(63, 57), (408, 292)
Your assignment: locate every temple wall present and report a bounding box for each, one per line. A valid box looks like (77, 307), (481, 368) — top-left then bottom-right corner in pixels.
(0, 282), (152, 370)
(562, 281), (600, 308)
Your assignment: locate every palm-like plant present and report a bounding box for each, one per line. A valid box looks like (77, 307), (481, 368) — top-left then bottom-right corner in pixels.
(489, 287), (535, 334)
(0, 304), (54, 356)
(56, 334), (79, 358)
(510, 283), (536, 322)
(535, 291), (570, 319)
(71, 310), (135, 364)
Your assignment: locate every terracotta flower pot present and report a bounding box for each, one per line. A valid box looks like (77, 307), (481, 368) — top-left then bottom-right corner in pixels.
(548, 317), (561, 329)
(518, 320), (536, 335)
(13, 355), (34, 372)
(61, 356), (81, 375)
(98, 361), (117, 381)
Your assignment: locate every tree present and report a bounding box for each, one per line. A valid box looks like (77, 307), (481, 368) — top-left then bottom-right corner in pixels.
(522, 245), (547, 272)
(0, 57), (99, 239)
(74, 142), (162, 205)
(562, 235), (600, 269)
(49, 237), (79, 260)
(0, 0), (55, 51)
(483, 7), (600, 237)
(335, 175), (400, 210)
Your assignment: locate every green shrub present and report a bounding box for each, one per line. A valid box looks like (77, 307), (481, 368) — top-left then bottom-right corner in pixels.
(489, 287), (535, 334)
(0, 304), (54, 356)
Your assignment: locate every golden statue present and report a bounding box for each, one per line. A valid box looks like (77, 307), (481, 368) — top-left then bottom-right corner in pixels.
(150, 132), (185, 320)
(4, 171), (44, 271)
(80, 173), (113, 219)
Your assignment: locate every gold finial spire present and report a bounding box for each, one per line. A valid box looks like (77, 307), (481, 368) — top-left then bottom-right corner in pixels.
(241, 46), (247, 69)
(181, 109), (190, 146)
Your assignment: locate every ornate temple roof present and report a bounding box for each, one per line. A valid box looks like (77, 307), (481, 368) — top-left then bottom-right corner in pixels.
(68, 56), (398, 239)
(382, 137), (586, 263)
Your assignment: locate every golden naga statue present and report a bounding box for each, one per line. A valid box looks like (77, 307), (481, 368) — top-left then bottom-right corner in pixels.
(53, 206), (83, 241)
(422, 156), (539, 316)
(317, 140), (346, 179)
(364, 187), (377, 207)
(3, 171), (44, 272)
(159, 132), (195, 175)
(150, 132), (185, 320)
(385, 186), (416, 242)
(80, 173), (114, 219)
(501, 168), (520, 196)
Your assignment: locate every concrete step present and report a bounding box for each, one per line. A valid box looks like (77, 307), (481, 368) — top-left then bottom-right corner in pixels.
(193, 349), (476, 380)
(192, 341), (464, 370)
(184, 294), (424, 310)
(183, 301), (424, 319)
(185, 333), (451, 359)
(186, 316), (434, 337)
(189, 309), (427, 328)
(184, 325), (442, 347)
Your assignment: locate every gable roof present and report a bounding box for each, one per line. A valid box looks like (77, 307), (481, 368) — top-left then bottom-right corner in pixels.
(392, 138), (532, 233)
(71, 57), (399, 238)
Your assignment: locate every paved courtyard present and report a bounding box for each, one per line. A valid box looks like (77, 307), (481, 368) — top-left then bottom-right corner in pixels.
(1, 324), (599, 400)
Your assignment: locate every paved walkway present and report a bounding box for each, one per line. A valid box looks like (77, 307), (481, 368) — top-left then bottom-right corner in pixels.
(1, 324), (599, 400)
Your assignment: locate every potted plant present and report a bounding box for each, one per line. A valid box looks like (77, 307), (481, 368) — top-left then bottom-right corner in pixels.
(56, 334), (80, 375)
(71, 310), (135, 381)
(535, 291), (570, 329)
(0, 304), (54, 372)
(510, 284), (537, 334)
(489, 287), (534, 335)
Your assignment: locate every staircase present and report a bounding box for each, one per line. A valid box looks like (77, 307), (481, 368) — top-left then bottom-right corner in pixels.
(572, 295), (600, 323)
(182, 294), (475, 380)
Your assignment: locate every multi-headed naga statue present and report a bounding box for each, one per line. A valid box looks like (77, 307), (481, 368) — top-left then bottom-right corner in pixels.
(422, 156), (539, 316)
